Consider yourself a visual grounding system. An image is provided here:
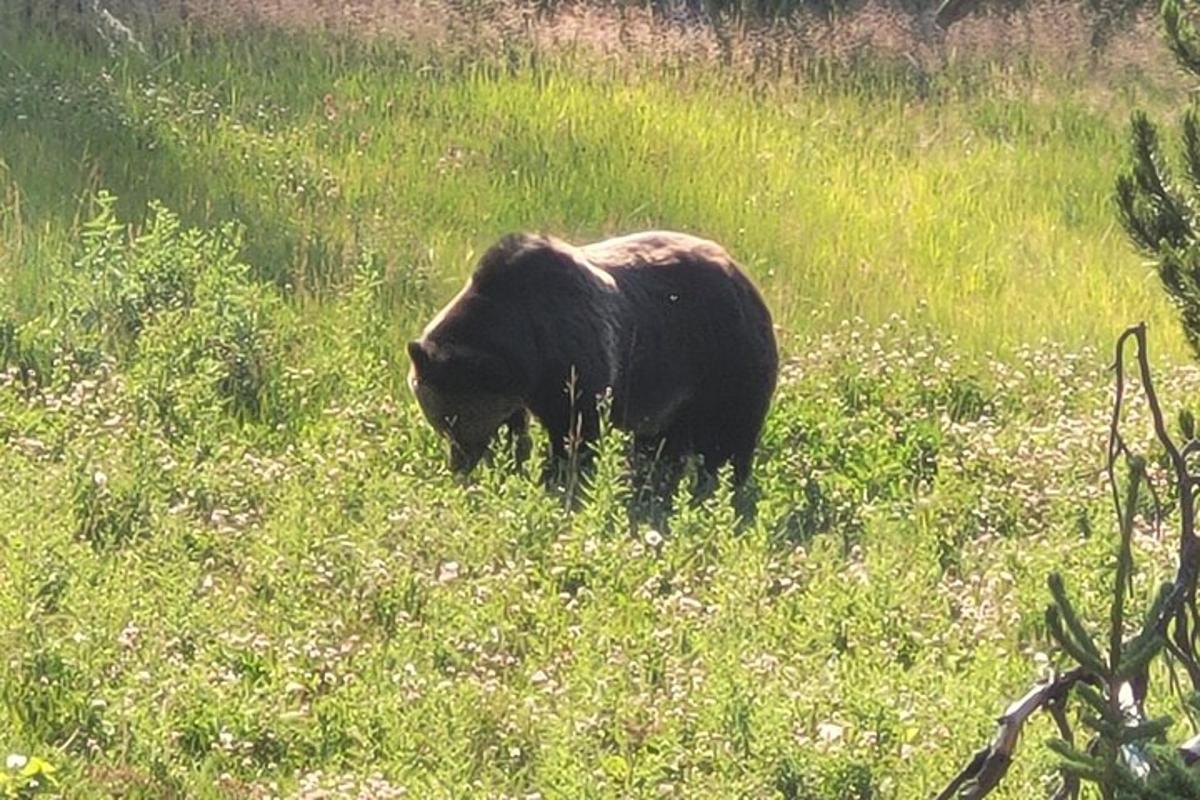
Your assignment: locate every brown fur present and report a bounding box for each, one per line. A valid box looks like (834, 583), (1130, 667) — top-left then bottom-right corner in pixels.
(408, 231), (778, 483)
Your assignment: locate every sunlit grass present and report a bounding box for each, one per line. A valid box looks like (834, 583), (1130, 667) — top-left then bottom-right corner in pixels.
(0, 24), (1188, 365)
(1, 12), (1198, 799)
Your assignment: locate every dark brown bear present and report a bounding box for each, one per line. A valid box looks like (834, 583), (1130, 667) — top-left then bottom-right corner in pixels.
(407, 231), (778, 483)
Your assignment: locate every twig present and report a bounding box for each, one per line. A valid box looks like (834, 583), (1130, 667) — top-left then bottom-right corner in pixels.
(933, 670), (1090, 800)
(1107, 326), (1136, 522)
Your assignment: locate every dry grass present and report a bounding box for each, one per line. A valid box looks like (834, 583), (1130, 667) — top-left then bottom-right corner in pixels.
(27, 0), (1182, 89)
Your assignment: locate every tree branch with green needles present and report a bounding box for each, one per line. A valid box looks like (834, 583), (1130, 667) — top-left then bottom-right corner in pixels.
(932, 324), (1200, 799)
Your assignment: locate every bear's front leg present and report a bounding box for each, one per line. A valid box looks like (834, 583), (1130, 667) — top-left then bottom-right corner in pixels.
(504, 409), (532, 471)
(538, 406), (601, 487)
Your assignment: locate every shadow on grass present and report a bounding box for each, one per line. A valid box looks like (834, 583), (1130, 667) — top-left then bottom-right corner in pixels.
(0, 20), (358, 305)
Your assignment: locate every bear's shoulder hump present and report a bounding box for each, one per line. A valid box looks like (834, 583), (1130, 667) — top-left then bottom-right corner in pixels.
(474, 232), (589, 285)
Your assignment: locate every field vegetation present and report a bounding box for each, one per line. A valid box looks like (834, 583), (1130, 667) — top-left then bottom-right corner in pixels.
(2, 1), (1200, 797)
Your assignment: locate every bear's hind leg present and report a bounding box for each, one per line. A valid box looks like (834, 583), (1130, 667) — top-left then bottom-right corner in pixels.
(694, 402), (768, 521)
(631, 427), (689, 507)
(693, 403), (767, 487)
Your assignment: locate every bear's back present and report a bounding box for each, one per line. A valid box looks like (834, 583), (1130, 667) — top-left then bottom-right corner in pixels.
(580, 231), (733, 273)
(472, 230), (739, 288)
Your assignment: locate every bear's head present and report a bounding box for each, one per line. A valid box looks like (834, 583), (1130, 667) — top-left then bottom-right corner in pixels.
(407, 339), (524, 474)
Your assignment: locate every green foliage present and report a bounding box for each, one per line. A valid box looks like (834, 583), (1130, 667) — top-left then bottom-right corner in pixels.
(1042, 457), (1176, 797)
(0, 14), (1196, 800)
(2, 236), (1153, 795)
(1, 20), (1189, 362)
(72, 464), (152, 551)
(1115, 0), (1200, 360)
(0, 755), (56, 800)
(1164, 0), (1200, 76)
(577, 393), (634, 536)
(127, 222), (285, 435)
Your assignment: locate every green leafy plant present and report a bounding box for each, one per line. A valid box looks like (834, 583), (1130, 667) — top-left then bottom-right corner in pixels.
(0, 755), (56, 799)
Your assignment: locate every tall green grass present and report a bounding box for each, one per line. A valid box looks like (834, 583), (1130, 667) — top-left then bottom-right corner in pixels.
(2, 205), (1173, 794)
(0, 21), (1189, 365)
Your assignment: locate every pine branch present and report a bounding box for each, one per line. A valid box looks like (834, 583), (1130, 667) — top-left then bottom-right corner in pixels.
(1164, 0), (1200, 79)
(1181, 112), (1200, 197)
(1116, 173), (1163, 253)
(1047, 699), (1082, 800)
(933, 325), (1200, 798)
(1122, 113), (1194, 250)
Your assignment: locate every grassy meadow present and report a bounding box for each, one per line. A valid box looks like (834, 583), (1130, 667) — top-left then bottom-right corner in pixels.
(3, 4), (1200, 798)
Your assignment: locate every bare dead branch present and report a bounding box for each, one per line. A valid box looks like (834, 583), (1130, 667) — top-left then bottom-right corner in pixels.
(933, 670), (1089, 800)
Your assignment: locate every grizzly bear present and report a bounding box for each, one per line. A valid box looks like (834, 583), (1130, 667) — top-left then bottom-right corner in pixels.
(407, 230), (778, 484)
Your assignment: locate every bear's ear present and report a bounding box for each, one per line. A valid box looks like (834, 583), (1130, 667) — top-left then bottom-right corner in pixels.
(407, 340), (431, 374)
